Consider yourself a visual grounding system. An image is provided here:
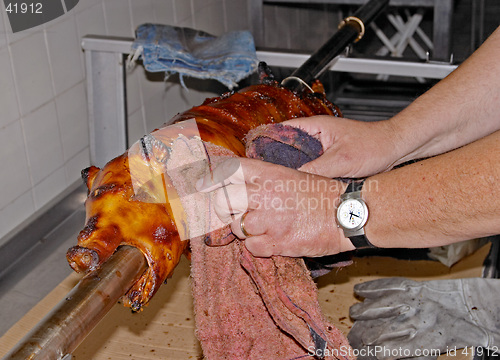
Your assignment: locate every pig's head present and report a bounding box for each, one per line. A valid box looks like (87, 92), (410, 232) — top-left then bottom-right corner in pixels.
(66, 153), (189, 310)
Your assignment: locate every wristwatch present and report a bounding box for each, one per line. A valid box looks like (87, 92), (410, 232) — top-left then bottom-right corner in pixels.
(336, 180), (375, 249)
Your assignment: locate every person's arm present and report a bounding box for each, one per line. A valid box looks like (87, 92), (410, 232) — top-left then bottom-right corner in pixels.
(198, 128), (500, 256)
(364, 128), (500, 249)
(285, 26), (500, 178)
(389, 26), (500, 165)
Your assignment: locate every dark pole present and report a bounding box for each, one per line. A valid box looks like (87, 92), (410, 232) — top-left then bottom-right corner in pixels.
(286, 0), (389, 91)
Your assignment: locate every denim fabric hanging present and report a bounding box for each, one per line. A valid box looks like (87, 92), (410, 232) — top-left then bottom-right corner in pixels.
(129, 23), (259, 89)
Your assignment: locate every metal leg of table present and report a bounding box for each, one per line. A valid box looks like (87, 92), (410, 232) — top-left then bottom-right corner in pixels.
(433, 0), (453, 60)
(84, 47), (128, 168)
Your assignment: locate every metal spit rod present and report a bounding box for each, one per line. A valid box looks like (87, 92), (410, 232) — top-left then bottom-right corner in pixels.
(2, 1), (389, 358)
(2, 246), (146, 360)
(285, 0), (389, 92)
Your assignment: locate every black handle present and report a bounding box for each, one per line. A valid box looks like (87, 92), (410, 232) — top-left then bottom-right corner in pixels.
(287, 0), (389, 91)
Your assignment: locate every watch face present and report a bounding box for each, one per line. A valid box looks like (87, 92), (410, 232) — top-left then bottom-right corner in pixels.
(337, 198), (367, 230)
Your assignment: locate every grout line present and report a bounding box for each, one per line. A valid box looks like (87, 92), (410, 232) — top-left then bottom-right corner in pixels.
(0, 2), (7, 47)
(190, 0), (195, 27)
(172, 0), (178, 24)
(128, 0), (134, 30)
(72, 11), (86, 84)
(102, 1), (109, 36)
(60, 0), (68, 13)
(0, 189), (34, 241)
(66, 145), (89, 162)
(43, 28), (57, 108)
(0, 187), (32, 214)
(6, 33), (35, 214)
(222, 0), (228, 33)
(190, 0), (195, 28)
(17, 119), (36, 211)
(137, 73), (148, 137)
(152, 0), (158, 24)
(43, 26), (66, 197)
(64, 146), (90, 188)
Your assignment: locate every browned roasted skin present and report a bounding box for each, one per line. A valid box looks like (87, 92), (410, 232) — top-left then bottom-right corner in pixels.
(67, 81), (341, 310)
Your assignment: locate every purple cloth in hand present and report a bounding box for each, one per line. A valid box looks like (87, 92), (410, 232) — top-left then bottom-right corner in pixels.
(245, 123), (352, 277)
(245, 123), (323, 169)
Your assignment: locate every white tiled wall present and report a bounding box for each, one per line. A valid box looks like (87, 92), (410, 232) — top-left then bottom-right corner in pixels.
(0, 0), (250, 241)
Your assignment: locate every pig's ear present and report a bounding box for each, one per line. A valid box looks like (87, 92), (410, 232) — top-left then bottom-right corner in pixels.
(81, 166), (100, 190)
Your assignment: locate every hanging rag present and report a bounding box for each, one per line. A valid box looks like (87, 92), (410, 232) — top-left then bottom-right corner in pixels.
(129, 23), (259, 89)
(166, 123), (353, 359)
(245, 123), (354, 278)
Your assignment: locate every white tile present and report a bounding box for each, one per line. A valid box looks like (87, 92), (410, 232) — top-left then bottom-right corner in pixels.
(0, 121), (31, 210)
(139, 70), (167, 105)
(2, 8), (43, 45)
(0, 46), (20, 128)
(127, 108), (146, 145)
(224, 0), (249, 31)
(173, 0), (193, 26)
(64, 147), (90, 184)
(3, 3), (71, 44)
(0, 190), (35, 241)
(143, 92), (166, 133)
(33, 166), (67, 209)
(65, 0), (83, 13)
(55, 82), (89, 161)
(74, 0), (102, 12)
(263, 5), (290, 49)
(22, 101), (65, 184)
(46, 16), (84, 94)
(75, 3), (106, 40)
(125, 65), (143, 115)
(192, 0), (225, 35)
(151, 0), (175, 25)
(162, 80), (218, 120)
(0, 5), (7, 49)
(104, 0), (134, 37)
(9, 32), (54, 116)
(130, 0), (156, 29)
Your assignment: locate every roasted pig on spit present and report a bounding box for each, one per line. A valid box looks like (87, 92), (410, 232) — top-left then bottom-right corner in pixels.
(66, 65), (353, 359)
(67, 68), (340, 310)
(4, 1), (391, 357)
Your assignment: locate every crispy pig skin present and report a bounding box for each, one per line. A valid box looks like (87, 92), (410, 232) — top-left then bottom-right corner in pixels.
(66, 81), (341, 310)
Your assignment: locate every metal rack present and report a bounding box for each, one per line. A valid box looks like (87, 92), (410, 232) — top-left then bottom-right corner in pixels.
(81, 35), (456, 167)
(249, 0), (455, 60)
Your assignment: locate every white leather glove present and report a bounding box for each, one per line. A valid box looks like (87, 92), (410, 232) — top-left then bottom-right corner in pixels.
(348, 277), (500, 360)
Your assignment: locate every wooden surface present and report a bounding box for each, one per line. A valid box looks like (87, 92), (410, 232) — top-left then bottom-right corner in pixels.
(0, 244), (490, 359)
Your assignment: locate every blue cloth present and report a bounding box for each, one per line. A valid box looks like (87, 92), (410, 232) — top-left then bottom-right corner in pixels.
(131, 23), (259, 89)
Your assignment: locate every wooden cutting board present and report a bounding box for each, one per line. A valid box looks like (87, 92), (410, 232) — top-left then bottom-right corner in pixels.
(0, 244), (490, 359)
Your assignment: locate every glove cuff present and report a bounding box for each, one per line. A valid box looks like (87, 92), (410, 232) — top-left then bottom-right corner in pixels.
(462, 278), (500, 348)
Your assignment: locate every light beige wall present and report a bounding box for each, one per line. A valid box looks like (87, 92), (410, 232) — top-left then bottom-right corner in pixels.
(0, 0), (250, 240)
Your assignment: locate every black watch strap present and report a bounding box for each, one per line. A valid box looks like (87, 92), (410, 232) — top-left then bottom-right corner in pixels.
(344, 180), (376, 250)
(349, 234), (376, 249)
(346, 180), (364, 193)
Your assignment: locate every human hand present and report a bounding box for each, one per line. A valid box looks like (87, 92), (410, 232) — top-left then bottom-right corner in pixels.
(283, 115), (402, 178)
(348, 277), (500, 360)
(196, 158), (355, 257)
